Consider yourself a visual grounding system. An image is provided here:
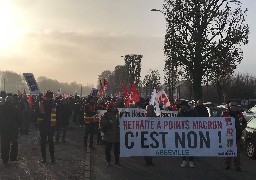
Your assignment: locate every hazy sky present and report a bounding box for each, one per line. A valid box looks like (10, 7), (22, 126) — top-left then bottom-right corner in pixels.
(0, 0), (255, 87)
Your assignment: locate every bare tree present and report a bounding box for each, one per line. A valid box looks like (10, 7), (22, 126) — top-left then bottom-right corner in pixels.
(124, 54), (142, 85)
(164, 0), (249, 100)
(113, 65), (129, 94)
(97, 70), (112, 88)
(142, 69), (161, 98)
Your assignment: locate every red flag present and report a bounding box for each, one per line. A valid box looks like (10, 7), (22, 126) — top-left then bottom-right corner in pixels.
(122, 82), (131, 107)
(27, 94), (33, 105)
(125, 93), (132, 107)
(99, 80), (104, 97)
(104, 79), (109, 92)
(130, 82), (140, 103)
(121, 82), (128, 99)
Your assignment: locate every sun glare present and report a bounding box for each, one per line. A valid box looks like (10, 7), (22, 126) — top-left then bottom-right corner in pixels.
(0, 1), (24, 50)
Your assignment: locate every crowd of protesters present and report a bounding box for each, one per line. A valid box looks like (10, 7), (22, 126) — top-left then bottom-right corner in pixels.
(0, 90), (247, 172)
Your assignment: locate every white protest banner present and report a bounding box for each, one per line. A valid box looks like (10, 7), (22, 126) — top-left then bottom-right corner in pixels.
(118, 108), (146, 118)
(160, 110), (178, 117)
(23, 73), (41, 95)
(120, 115), (237, 157)
(118, 108), (178, 118)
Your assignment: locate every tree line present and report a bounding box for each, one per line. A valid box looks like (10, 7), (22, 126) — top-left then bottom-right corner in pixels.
(98, 57), (256, 104)
(0, 70), (93, 96)
(99, 0), (250, 104)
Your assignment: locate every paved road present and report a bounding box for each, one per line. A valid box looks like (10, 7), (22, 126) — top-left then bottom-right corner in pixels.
(0, 127), (90, 180)
(91, 143), (256, 180)
(1, 126), (255, 180)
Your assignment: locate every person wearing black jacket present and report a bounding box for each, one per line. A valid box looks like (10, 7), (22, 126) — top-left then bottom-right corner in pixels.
(178, 101), (196, 168)
(55, 97), (72, 143)
(0, 96), (21, 164)
(194, 99), (209, 117)
(37, 91), (55, 163)
(144, 104), (156, 166)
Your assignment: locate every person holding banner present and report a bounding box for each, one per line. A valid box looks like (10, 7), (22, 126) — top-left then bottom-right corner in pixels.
(178, 101), (196, 168)
(144, 104), (156, 166)
(100, 101), (121, 166)
(223, 101), (247, 172)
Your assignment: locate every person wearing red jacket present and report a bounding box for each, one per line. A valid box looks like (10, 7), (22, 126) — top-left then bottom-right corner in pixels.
(83, 97), (97, 150)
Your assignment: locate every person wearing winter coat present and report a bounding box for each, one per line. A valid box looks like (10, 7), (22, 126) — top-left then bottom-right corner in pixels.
(55, 98), (72, 143)
(222, 101), (247, 172)
(144, 104), (156, 166)
(178, 101), (196, 168)
(100, 101), (120, 166)
(194, 99), (209, 117)
(37, 91), (55, 163)
(0, 96), (21, 164)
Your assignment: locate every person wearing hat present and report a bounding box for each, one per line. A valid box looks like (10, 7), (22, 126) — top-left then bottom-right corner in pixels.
(222, 101), (247, 172)
(178, 100), (196, 168)
(194, 99), (209, 117)
(0, 96), (21, 164)
(100, 101), (121, 166)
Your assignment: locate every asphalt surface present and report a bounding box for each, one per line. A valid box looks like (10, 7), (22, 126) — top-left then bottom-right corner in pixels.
(90, 143), (256, 180)
(0, 125), (91, 180)
(1, 125), (256, 180)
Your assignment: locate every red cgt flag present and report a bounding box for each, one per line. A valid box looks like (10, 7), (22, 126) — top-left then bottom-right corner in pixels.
(130, 82), (140, 103)
(122, 82), (131, 107)
(27, 94), (33, 104)
(121, 82), (128, 99)
(103, 79), (109, 92)
(99, 80), (104, 97)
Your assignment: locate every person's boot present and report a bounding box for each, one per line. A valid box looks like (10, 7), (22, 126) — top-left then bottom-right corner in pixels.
(83, 137), (87, 150)
(50, 153), (55, 163)
(51, 157), (56, 163)
(148, 158), (155, 166)
(236, 167), (242, 172)
(55, 137), (59, 143)
(89, 144), (95, 150)
(41, 154), (46, 163)
(225, 165), (231, 170)
(10, 157), (18, 161)
(2, 158), (8, 164)
(107, 161), (111, 166)
(115, 157), (121, 166)
(144, 158), (150, 166)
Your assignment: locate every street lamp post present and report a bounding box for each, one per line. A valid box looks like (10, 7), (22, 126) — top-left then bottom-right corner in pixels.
(151, 9), (164, 13)
(151, 8), (174, 102)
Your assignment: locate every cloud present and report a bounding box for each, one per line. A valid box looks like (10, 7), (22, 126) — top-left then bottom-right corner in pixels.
(10, 0), (38, 8)
(1, 30), (165, 86)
